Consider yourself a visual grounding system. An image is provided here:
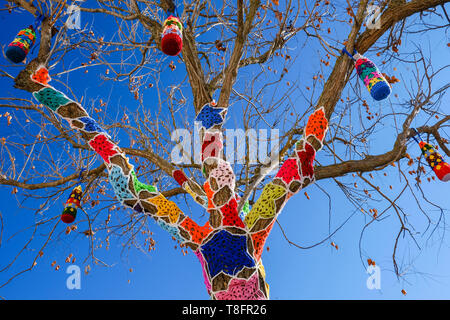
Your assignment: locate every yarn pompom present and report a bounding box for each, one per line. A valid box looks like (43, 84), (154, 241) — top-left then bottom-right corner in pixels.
(6, 26), (36, 64)
(355, 55), (391, 101)
(61, 185), (82, 224)
(161, 16), (183, 56)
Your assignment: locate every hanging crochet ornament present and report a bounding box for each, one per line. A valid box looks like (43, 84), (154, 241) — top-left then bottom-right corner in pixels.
(161, 15), (183, 56)
(411, 130), (450, 182)
(61, 185), (83, 223)
(343, 48), (391, 101)
(61, 169), (85, 223)
(5, 25), (36, 63)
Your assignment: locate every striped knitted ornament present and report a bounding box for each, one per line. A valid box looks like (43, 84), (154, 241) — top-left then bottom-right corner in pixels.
(61, 185), (83, 223)
(161, 16), (183, 56)
(6, 26), (36, 64)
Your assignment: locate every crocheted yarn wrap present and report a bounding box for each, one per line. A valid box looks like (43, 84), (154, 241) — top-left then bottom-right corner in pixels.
(355, 55), (391, 101)
(161, 16), (183, 56)
(6, 26), (36, 63)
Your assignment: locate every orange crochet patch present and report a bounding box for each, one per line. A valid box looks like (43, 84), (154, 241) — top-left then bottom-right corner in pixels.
(203, 181), (215, 209)
(304, 107), (328, 143)
(181, 217), (213, 244)
(147, 194), (181, 224)
(31, 67), (51, 86)
(251, 221), (274, 262)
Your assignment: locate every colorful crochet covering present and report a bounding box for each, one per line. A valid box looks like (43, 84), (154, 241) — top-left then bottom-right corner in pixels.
(188, 102), (328, 299)
(161, 16), (183, 56)
(61, 185), (82, 224)
(30, 66), (211, 251)
(354, 54), (391, 101)
(30, 66), (329, 300)
(419, 141), (450, 182)
(6, 26), (36, 64)
(193, 102), (268, 299)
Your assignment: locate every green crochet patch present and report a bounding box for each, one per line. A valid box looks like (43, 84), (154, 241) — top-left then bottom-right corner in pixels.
(131, 170), (158, 194)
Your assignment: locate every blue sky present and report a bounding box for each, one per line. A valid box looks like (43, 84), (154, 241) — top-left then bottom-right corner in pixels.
(0, 1), (449, 300)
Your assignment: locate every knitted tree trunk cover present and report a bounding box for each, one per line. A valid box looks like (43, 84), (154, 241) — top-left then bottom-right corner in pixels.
(6, 26), (36, 64)
(354, 54), (391, 101)
(190, 102), (270, 299)
(188, 104), (329, 300)
(61, 185), (82, 224)
(419, 141), (450, 182)
(161, 16), (183, 56)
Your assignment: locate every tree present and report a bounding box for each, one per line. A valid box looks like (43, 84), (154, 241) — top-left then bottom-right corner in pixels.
(0, 0), (449, 299)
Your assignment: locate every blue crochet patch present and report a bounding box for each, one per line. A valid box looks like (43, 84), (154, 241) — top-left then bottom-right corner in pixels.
(108, 165), (135, 203)
(195, 104), (225, 130)
(157, 218), (184, 242)
(78, 116), (108, 135)
(200, 229), (255, 278)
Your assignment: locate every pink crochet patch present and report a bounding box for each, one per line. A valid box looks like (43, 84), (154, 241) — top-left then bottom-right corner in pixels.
(210, 160), (235, 190)
(215, 272), (265, 300)
(195, 250), (212, 293)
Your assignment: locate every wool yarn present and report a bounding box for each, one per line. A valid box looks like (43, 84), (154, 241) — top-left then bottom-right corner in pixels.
(61, 185), (82, 223)
(419, 141), (450, 182)
(354, 53), (391, 101)
(6, 26), (36, 63)
(161, 15), (183, 56)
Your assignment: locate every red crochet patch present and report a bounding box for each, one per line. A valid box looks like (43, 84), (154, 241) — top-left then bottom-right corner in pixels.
(220, 198), (245, 228)
(172, 169), (188, 186)
(88, 134), (118, 163)
(202, 132), (223, 161)
(275, 158), (301, 185)
(297, 142), (316, 179)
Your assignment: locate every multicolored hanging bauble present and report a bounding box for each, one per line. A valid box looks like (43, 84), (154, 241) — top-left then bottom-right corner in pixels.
(410, 129), (450, 182)
(5, 26), (36, 64)
(343, 48), (391, 101)
(418, 141), (450, 182)
(61, 185), (83, 223)
(161, 15), (183, 56)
